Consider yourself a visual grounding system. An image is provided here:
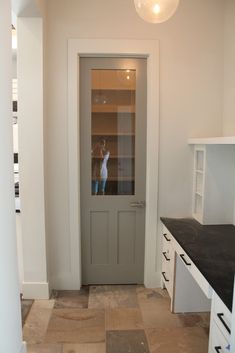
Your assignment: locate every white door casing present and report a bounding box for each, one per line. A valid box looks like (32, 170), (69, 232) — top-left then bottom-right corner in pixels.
(67, 39), (159, 289)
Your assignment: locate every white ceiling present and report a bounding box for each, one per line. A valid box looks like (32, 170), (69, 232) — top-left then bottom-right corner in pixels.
(11, 0), (41, 17)
(11, 0), (42, 57)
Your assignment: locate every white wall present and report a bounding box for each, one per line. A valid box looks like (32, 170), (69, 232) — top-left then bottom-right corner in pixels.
(18, 17), (49, 298)
(44, 0), (224, 289)
(12, 54), (17, 78)
(0, 0), (24, 352)
(223, 0), (235, 136)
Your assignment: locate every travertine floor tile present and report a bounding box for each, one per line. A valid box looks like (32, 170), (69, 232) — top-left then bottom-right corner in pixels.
(23, 300), (54, 344)
(62, 343), (105, 353)
(21, 299), (34, 326)
(24, 286), (209, 353)
(89, 285), (138, 309)
(105, 308), (143, 330)
(178, 312), (210, 330)
(45, 309), (105, 344)
(146, 326), (209, 353)
(137, 287), (210, 331)
(27, 344), (62, 353)
(137, 287), (169, 304)
(106, 330), (149, 353)
(140, 297), (182, 329)
(52, 288), (89, 309)
(199, 313), (210, 327)
(138, 292), (171, 311)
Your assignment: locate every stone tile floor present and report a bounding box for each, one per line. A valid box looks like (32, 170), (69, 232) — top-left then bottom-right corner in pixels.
(21, 299), (34, 326)
(23, 286), (210, 353)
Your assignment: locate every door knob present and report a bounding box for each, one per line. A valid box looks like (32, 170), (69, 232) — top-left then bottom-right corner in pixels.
(130, 201), (146, 208)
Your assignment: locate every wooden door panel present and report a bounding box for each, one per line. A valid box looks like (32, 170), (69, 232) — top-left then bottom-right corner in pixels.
(117, 211), (136, 265)
(80, 57), (147, 284)
(90, 211), (109, 265)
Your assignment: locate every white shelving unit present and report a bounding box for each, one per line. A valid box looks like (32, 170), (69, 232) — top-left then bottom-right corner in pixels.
(192, 146), (206, 223)
(190, 140), (235, 225)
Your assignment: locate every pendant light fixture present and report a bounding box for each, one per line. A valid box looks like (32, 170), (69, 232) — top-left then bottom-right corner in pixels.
(134, 0), (180, 24)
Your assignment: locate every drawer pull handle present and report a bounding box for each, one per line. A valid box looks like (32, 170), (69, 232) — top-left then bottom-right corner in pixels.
(163, 252), (170, 261)
(180, 254), (191, 266)
(163, 233), (171, 242)
(217, 313), (231, 334)
(162, 272), (169, 282)
(214, 347), (222, 353)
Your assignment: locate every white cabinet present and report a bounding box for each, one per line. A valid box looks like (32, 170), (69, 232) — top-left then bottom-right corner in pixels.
(161, 225), (174, 298)
(161, 223), (211, 312)
(209, 292), (231, 353)
(192, 146), (206, 223)
(192, 144), (235, 225)
(160, 222), (235, 352)
(209, 320), (230, 353)
(173, 238), (212, 300)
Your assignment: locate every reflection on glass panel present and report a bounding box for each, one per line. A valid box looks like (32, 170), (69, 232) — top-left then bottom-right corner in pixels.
(91, 69), (136, 195)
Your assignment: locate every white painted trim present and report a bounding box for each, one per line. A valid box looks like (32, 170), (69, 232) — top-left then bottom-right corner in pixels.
(22, 281), (49, 299)
(231, 276), (235, 353)
(68, 39), (160, 288)
(20, 342), (27, 353)
(188, 136), (235, 145)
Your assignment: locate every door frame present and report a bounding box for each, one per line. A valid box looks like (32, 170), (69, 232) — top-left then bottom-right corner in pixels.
(67, 39), (159, 289)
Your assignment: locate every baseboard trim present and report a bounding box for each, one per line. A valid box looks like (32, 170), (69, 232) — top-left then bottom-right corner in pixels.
(22, 281), (49, 299)
(144, 270), (161, 289)
(20, 341), (27, 353)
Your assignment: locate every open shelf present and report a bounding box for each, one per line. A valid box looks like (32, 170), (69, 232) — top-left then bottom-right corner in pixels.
(92, 132), (135, 136)
(194, 193), (203, 215)
(91, 68), (136, 196)
(92, 105), (135, 113)
(193, 212), (203, 224)
(106, 177), (134, 181)
(93, 155), (134, 159)
(92, 70), (136, 91)
(92, 112), (135, 118)
(192, 147), (205, 223)
(195, 150), (205, 171)
(191, 144), (235, 225)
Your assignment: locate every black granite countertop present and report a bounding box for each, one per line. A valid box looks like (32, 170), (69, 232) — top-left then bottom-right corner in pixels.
(160, 217), (235, 312)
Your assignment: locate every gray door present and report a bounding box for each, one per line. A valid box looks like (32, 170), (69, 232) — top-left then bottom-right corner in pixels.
(80, 57), (147, 284)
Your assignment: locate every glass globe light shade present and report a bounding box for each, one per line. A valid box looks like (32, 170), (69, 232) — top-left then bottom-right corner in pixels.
(134, 0), (180, 24)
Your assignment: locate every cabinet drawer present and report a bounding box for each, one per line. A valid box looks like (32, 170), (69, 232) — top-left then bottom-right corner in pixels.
(162, 226), (174, 263)
(164, 275), (173, 298)
(161, 235), (174, 298)
(161, 248), (173, 298)
(162, 245), (174, 267)
(209, 319), (229, 353)
(161, 266), (173, 298)
(162, 252), (172, 280)
(175, 241), (212, 299)
(212, 292), (231, 342)
(162, 225), (173, 245)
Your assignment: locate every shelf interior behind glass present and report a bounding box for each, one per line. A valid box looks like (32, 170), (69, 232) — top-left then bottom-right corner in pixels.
(91, 69), (136, 195)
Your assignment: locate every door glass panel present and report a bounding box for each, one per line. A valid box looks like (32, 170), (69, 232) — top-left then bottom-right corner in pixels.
(91, 69), (136, 195)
